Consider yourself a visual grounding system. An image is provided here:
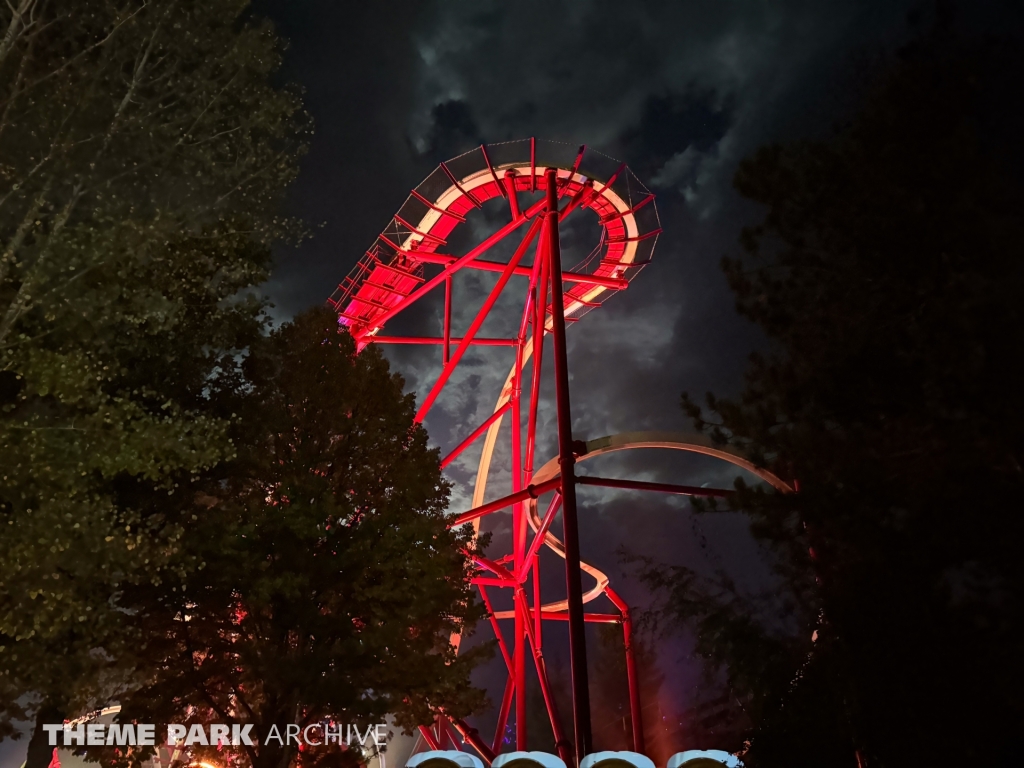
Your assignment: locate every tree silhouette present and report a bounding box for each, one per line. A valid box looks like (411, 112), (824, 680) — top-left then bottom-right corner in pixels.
(105, 309), (489, 768)
(646, 19), (1024, 768)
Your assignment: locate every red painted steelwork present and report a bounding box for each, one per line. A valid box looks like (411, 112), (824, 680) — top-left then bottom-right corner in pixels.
(534, 612), (622, 624)
(441, 401), (514, 470)
(577, 475), (733, 498)
(327, 140), (669, 766)
(546, 168), (593, 759)
(503, 169), (520, 218)
(419, 725), (442, 751)
(479, 586), (514, 675)
(411, 251), (628, 289)
(493, 678), (514, 755)
(517, 492), (561, 582)
(372, 336), (516, 346)
(607, 587), (644, 753)
(443, 275), (452, 363)
(450, 719), (496, 764)
(519, 590), (572, 766)
(453, 477), (562, 527)
(415, 217), (544, 422)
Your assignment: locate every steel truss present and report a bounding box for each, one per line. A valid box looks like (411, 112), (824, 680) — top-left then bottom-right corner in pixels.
(328, 140), (790, 767)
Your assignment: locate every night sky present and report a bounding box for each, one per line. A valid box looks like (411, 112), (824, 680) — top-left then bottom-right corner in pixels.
(4, 1), (1019, 764)
(247, 0), (1017, 746)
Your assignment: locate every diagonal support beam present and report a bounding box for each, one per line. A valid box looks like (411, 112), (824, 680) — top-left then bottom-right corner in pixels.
(453, 477), (561, 527)
(479, 586), (514, 675)
(524, 224), (549, 482)
(418, 725), (441, 751)
(576, 475), (733, 498)
(450, 718), (495, 764)
(518, 590), (573, 766)
(441, 401), (514, 469)
(492, 676), (515, 755)
(357, 197), (549, 340)
(517, 492), (562, 582)
(416, 216), (544, 422)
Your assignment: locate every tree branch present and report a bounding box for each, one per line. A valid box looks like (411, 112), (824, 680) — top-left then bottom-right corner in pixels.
(0, 0), (38, 68)
(0, 2), (145, 111)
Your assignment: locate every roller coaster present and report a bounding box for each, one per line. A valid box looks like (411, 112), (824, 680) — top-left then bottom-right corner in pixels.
(329, 139), (790, 766)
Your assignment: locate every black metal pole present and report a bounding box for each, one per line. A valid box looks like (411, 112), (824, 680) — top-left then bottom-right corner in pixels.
(545, 167), (592, 762)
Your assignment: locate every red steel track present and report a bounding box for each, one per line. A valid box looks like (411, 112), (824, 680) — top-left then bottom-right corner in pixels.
(328, 139), (789, 766)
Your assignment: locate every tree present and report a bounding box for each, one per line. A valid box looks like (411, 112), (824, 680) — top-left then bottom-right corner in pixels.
(100, 309), (488, 768)
(644, 22), (1024, 768)
(0, 0), (309, 759)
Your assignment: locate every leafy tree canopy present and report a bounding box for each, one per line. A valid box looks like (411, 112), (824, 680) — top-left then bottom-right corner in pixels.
(107, 309), (488, 768)
(644, 22), (1024, 768)
(0, 0), (309, 749)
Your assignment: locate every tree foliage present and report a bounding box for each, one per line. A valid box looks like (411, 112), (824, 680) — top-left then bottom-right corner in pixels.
(103, 309), (488, 768)
(0, 0), (308, 747)
(647, 26), (1023, 768)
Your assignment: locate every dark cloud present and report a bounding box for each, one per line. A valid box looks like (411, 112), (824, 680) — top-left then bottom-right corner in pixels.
(619, 89), (734, 181)
(422, 100), (485, 159)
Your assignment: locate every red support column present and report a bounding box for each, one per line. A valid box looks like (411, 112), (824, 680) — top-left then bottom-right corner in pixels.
(504, 169), (520, 219)
(607, 588), (645, 755)
(493, 676), (515, 755)
(512, 331), (528, 751)
(514, 587), (527, 750)
(443, 274), (452, 364)
(443, 720), (463, 752)
(530, 137), (536, 192)
(519, 591), (573, 767)
(512, 347), (526, 571)
(524, 226), (549, 484)
(545, 167), (592, 762)
(436, 715), (449, 750)
(622, 612), (644, 754)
